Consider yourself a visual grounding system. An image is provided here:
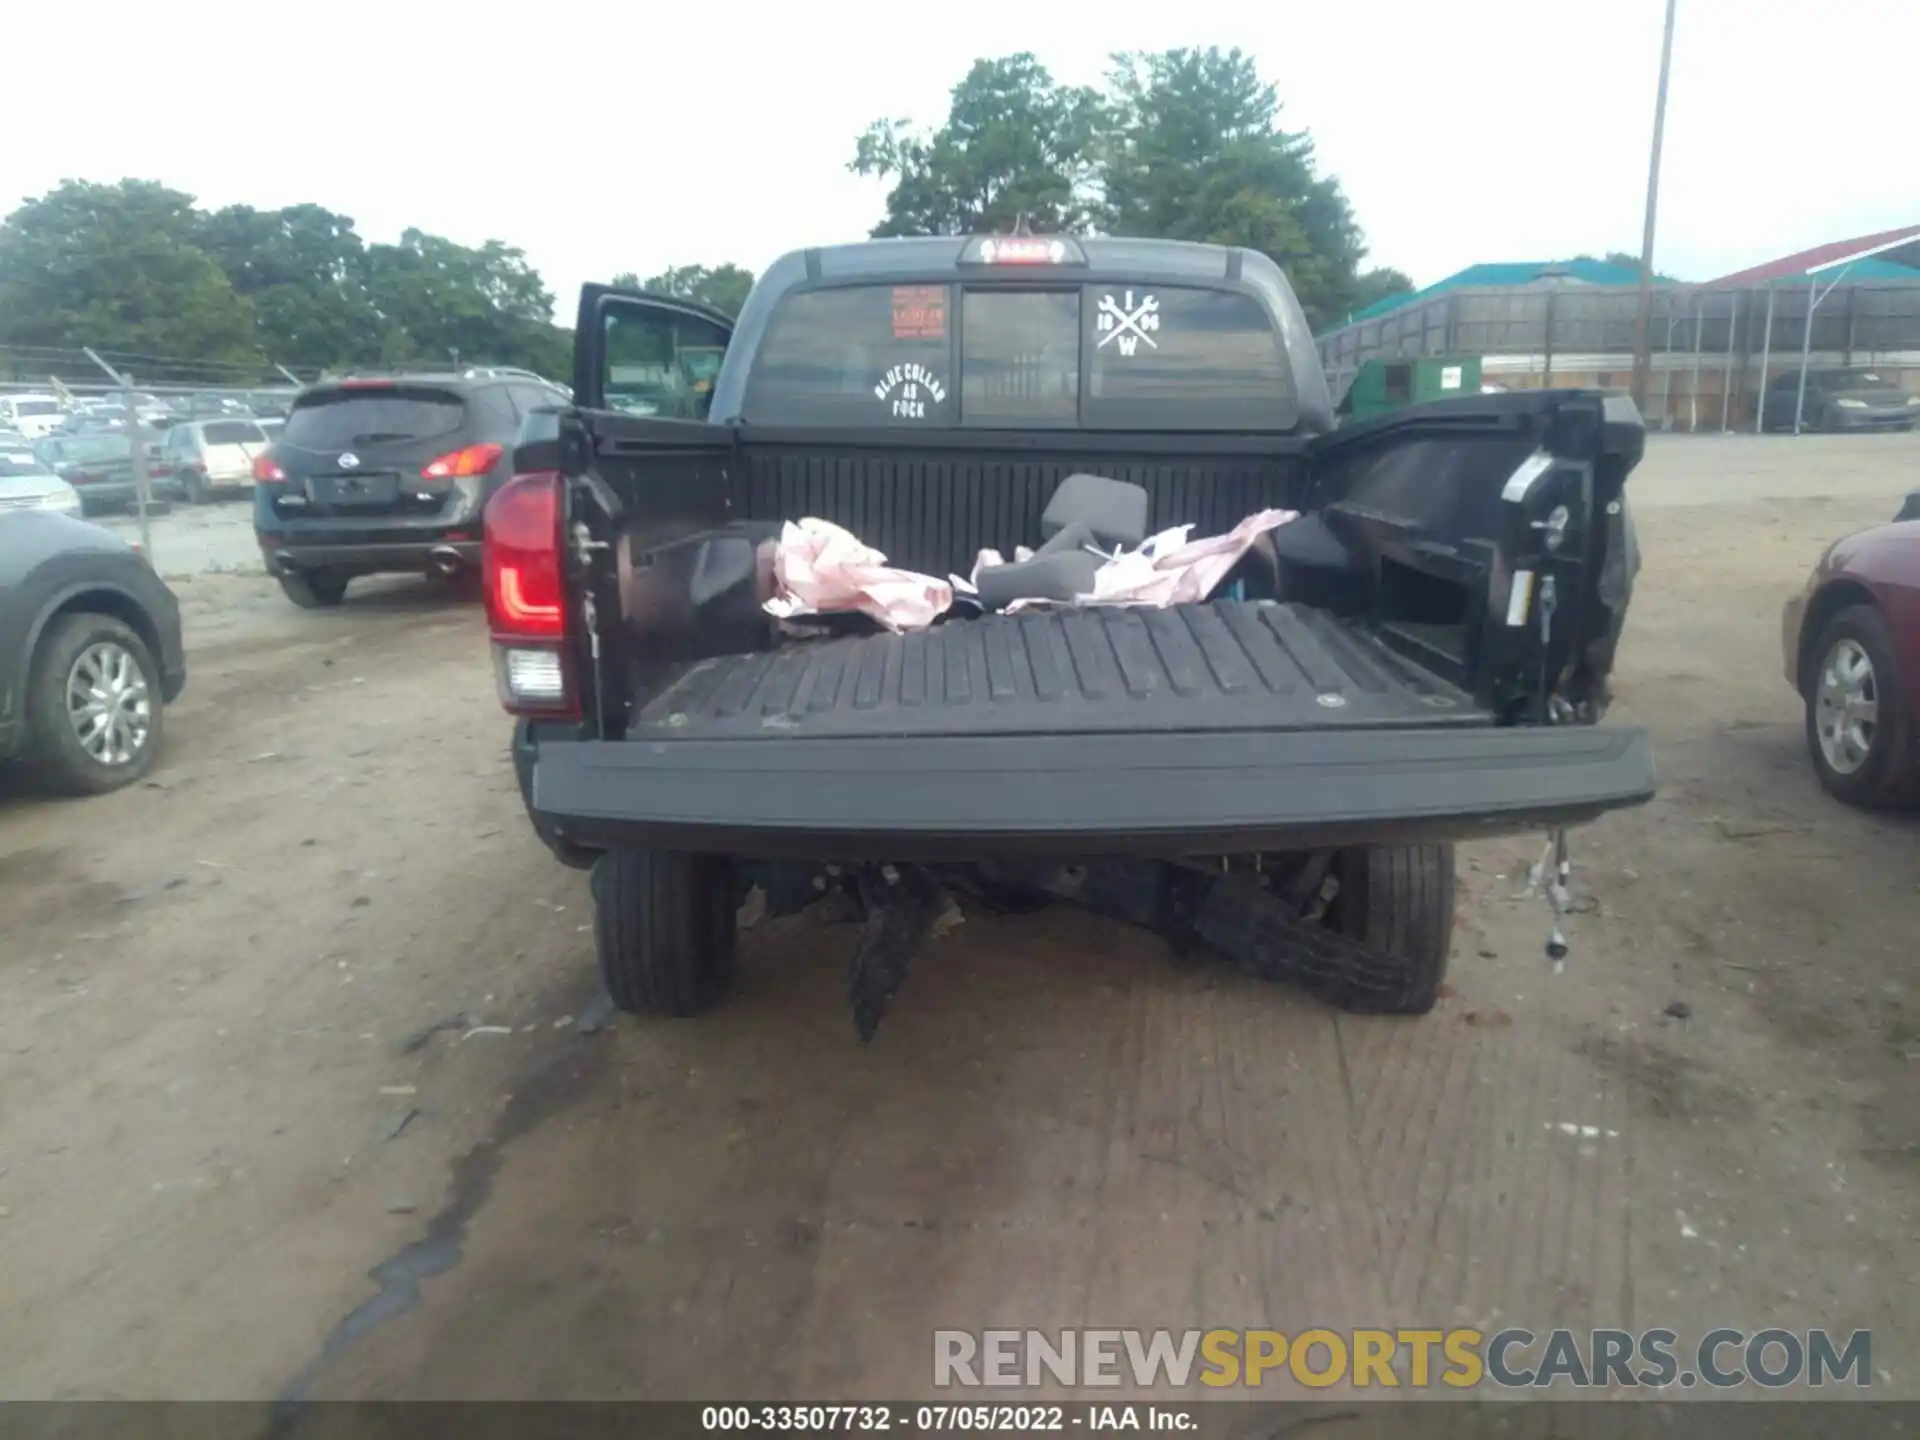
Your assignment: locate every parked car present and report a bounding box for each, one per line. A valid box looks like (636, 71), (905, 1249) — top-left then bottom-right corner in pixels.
(34, 433), (179, 515)
(1763, 368), (1920, 433)
(165, 417), (273, 503)
(66, 405), (135, 434)
(244, 389), (298, 420)
(0, 442), (83, 519)
(0, 393), (68, 440)
(257, 417), (284, 445)
(179, 392), (255, 421)
(254, 367), (568, 607)
(0, 507), (186, 792)
(1782, 495), (1920, 809)
(498, 240), (1654, 1038)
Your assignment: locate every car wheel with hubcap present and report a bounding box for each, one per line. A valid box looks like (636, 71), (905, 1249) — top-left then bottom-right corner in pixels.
(25, 613), (164, 794)
(1804, 604), (1914, 809)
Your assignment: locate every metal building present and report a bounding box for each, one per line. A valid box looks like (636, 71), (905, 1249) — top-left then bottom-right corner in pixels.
(1316, 225), (1920, 432)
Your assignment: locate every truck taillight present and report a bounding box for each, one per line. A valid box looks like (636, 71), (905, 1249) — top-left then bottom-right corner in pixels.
(422, 442), (503, 479)
(484, 470), (575, 717)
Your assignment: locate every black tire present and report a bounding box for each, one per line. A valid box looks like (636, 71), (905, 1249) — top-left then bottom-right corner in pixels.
(1329, 843), (1456, 1014)
(277, 569), (349, 609)
(591, 849), (737, 1016)
(23, 612), (165, 795)
(183, 469), (210, 505)
(1803, 604), (1915, 810)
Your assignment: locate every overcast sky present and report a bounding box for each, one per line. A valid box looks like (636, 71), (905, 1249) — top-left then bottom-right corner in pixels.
(7, 0), (1914, 319)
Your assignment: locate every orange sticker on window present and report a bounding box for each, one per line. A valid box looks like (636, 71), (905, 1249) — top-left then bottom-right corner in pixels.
(891, 285), (947, 340)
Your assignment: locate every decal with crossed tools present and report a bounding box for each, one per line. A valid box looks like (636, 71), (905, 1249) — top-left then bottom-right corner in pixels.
(1096, 290), (1161, 356)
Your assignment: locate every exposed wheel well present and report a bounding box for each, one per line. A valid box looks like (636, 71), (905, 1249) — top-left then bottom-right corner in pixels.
(30, 589), (164, 689)
(1796, 581), (1877, 695)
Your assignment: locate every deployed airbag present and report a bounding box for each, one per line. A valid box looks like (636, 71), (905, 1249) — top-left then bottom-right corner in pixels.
(762, 517), (953, 633)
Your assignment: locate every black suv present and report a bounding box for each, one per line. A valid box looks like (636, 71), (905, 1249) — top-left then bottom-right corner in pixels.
(253, 367), (569, 608)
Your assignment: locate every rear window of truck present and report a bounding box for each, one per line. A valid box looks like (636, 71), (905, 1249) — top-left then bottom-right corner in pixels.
(743, 283), (1296, 430)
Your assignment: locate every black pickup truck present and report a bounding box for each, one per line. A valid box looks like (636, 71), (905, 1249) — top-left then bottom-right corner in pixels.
(496, 235), (1655, 1037)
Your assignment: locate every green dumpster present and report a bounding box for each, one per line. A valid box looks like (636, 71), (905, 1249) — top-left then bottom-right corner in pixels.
(1337, 355), (1483, 422)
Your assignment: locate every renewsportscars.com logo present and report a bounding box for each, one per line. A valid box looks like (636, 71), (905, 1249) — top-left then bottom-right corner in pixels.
(933, 1328), (1873, 1391)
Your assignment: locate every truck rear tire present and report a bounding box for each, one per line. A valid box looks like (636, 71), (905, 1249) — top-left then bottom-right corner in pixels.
(591, 849), (737, 1016)
(1330, 843), (1455, 1014)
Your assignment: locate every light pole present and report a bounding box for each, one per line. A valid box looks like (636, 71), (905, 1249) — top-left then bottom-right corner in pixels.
(1629, 0), (1680, 415)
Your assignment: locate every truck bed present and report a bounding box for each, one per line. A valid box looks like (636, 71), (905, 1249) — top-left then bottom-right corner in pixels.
(634, 601), (1488, 742)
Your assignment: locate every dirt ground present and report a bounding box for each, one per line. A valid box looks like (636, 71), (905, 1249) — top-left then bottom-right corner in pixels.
(1, 435), (1915, 1403)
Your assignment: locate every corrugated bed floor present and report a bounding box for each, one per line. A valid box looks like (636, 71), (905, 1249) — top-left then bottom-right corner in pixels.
(635, 600), (1485, 739)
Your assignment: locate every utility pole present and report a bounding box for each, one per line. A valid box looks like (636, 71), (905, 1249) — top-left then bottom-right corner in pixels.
(83, 347), (153, 561)
(1629, 0), (1680, 415)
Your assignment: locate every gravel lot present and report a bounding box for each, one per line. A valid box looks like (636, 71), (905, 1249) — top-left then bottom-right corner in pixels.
(2, 434), (1916, 1402)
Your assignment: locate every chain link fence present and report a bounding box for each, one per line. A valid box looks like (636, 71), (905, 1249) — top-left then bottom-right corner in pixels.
(0, 345), (328, 565)
(0, 344), (567, 570)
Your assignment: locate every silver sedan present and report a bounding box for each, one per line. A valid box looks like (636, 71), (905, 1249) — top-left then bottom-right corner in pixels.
(0, 442), (84, 518)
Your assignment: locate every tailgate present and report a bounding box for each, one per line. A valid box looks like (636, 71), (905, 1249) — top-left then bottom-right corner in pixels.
(532, 723), (1653, 861)
(530, 602), (1654, 860)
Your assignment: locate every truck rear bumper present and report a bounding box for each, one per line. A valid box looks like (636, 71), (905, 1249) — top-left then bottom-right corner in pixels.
(526, 723), (1656, 862)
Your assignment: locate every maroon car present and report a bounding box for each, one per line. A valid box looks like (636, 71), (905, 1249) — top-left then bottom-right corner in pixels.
(1782, 493), (1920, 807)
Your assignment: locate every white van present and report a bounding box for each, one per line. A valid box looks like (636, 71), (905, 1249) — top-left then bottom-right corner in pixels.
(0, 393), (66, 440)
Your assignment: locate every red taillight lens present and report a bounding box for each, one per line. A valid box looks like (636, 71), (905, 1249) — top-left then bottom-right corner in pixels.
(422, 442), (503, 480)
(484, 471), (572, 717)
(484, 471), (564, 639)
(252, 452), (285, 482)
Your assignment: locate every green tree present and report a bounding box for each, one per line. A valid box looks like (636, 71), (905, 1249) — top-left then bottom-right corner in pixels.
(0, 180), (259, 377)
(631, 262), (755, 317)
(1102, 48), (1377, 330)
(850, 49), (1402, 333)
(198, 203), (384, 370)
(852, 54), (1106, 236)
(1347, 266), (1416, 317)
(362, 229), (564, 375)
(198, 202), (364, 292)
